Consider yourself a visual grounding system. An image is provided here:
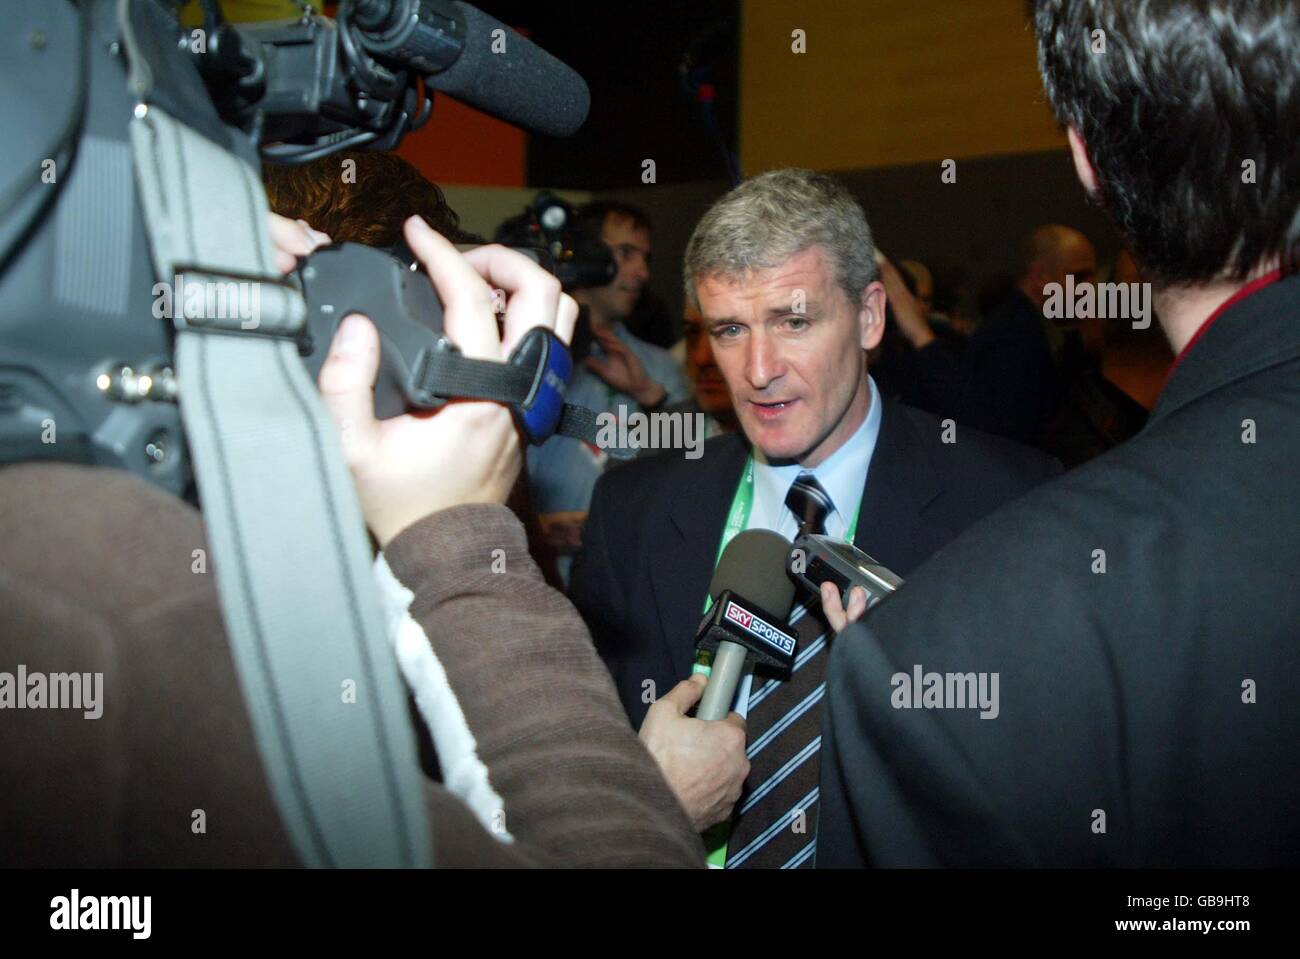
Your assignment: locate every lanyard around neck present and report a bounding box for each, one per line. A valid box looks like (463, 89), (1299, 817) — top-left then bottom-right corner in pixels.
(695, 452), (862, 867)
(703, 454), (861, 614)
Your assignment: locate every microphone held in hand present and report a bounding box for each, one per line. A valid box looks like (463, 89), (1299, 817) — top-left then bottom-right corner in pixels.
(694, 529), (797, 722)
(787, 532), (903, 610)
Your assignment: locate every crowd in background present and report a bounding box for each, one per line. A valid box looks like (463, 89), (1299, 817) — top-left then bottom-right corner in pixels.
(266, 150), (1174, 589)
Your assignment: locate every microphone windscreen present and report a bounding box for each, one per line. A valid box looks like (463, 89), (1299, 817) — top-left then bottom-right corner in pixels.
(710, 529), (796, 619)
(429, 3), (591, 137)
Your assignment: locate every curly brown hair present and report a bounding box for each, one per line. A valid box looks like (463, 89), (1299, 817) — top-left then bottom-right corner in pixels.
(263, 151), (474, 247)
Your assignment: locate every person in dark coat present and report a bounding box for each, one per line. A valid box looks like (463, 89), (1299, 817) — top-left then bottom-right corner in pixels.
(818, 0), (1300, 868)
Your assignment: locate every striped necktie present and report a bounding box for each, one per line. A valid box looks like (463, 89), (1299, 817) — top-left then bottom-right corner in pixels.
(785, 472), (833, 538)
(727, 473), (834, 869)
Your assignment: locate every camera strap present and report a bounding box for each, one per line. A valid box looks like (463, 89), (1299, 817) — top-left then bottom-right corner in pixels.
(296, 241), (627, 454)
(120, 0), (431, 867)
(415, 340), (634, 458)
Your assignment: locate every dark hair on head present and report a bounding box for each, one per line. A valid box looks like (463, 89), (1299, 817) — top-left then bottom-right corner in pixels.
(1030, 0), (1300, 285)
(573, 201), (653, 244)
(263, 151), (474, 247)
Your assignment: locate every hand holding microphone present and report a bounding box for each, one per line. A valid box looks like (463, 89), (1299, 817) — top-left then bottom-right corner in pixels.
(638, 529), (797, 832)
(638, 675), (748, 832)
(787, 532), (904, 633)
(695, 529), (798, 720)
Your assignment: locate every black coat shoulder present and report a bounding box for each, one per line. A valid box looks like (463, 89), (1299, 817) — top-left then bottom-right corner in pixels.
(894, 403), (1060, 485)
(590, 430), (749, 513)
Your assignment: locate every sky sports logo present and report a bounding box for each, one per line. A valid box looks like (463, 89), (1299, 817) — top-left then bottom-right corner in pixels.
(724, 601), (796, 656)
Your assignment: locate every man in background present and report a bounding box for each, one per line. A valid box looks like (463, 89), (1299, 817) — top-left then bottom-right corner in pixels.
(644, 302), (738, 454)
(894, 225), (1096, 447)
(528, 202), (689, 579)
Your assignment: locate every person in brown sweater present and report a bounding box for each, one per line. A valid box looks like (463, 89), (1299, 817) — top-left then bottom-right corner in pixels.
(0, 216), (704, 868)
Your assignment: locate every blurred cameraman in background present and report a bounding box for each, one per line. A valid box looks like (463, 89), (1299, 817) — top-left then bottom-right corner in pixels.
(527, 201), (690, 580)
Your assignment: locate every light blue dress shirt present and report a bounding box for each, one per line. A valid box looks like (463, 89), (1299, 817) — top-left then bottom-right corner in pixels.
(748, 375), (883, 541)
(732, 375), (883, 716)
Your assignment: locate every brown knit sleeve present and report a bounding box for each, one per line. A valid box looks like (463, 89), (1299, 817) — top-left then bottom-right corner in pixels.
(383, 504), (705, 868)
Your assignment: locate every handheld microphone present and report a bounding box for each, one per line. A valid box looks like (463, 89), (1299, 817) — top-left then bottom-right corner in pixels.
(694, 529), (797, 722)
(787, 533), (903, 611)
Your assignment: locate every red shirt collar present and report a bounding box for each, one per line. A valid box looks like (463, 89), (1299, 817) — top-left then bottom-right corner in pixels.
(1166, 269), (1284, 382)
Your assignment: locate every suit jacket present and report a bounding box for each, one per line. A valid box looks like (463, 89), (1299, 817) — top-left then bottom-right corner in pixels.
(819, 272), (1300, 867)
(913, 291), (1061, 446)
(571, 397), (1060, 729)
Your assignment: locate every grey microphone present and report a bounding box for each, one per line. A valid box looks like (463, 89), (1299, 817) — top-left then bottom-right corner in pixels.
(695, 529), (797, 722)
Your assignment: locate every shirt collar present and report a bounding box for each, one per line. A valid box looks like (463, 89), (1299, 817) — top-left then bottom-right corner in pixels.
(752, 376), (883, 533)
(1162, 269), (1283, 382)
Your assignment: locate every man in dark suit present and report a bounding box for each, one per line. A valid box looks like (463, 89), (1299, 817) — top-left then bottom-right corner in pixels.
(570, 169), (1058, 867)
(817, 0), (1300, 867)
(893, 225), (1097, 448)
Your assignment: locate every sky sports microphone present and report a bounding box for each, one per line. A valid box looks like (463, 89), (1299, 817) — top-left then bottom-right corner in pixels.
(695, 530), (797, 722)
(350, 0), (591, 136)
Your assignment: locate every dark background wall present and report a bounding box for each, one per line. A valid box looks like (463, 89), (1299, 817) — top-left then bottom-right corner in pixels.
(837, 150), (1122, 305)
(390, 0), (1125, 333)
(489, 0), (741, 190)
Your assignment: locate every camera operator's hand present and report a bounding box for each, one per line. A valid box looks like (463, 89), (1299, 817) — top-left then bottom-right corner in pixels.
(268, 212), (331, 273)
(318, 216), (578, 546)
(585, 327), (668, 408)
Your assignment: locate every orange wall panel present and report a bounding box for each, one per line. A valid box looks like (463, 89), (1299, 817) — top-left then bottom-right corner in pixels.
(741, 0), (1066, 173)
(396, 95), (527, 188)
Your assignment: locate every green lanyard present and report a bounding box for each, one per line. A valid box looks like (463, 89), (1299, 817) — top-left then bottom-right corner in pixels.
(697, 456), (862, 625)
(691, 458), (754, 677)
(711, 458), (758, 577)
(697, 455), (861, 867)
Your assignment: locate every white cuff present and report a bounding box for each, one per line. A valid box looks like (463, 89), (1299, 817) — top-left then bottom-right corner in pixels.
(373, 553), (514, 843)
